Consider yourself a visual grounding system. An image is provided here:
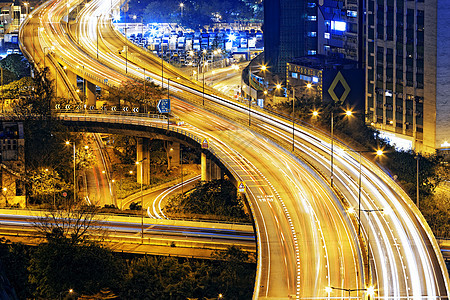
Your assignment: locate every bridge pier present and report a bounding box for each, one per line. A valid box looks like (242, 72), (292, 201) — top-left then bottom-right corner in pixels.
(66, 69), (77, 91)
(86, 81), (97, 107)
(201, 152), (209, 182)
(137, 138), (150, 185)
(201, 153), (222, 182)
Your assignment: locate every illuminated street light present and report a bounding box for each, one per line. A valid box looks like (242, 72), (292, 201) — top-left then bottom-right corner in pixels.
(167, 76), (180, 129)
(136, 158), (147, 242)
(179, 3), (184, 17)
(65, 141), (76, 203)
(330, 108), (354, 188)
(312, 111), (319, 117)
(344, 148), (384, 236)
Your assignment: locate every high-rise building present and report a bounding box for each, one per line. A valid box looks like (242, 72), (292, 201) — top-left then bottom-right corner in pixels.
(317, 0), (362, 63)
(263, 0), (317, 76)
(364, 0), (450, 152)
(264, 0), (362, 77)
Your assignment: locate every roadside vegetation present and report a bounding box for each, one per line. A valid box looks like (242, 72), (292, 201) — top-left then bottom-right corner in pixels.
(0, 235), (255, 299)
(164, 179), (252, 223)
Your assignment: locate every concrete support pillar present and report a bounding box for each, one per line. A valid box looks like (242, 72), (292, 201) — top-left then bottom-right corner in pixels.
(66, 70), (77, 90)
(137, 138), (150, 185)
(86, 81), (96, 107)
(167, 142), (180, 168)
(201, 152), (210, 182)
(210, 161), (223, 180)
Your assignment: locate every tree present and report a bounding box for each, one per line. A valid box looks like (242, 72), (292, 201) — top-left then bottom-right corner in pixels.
(29, 168), (70, 205)
(105, 80), (163, 113)
(164, 179), (250, 222)
(9, 68), (54, 119)
(121, 256), (194, 299)
(76, 145), (96, 172)
(0, 54), (30, 79)
(28, 239), (123, 299)
(211, 246), (256, 300)
(33, 203), (104, 245)
(0, 237), (30, 299)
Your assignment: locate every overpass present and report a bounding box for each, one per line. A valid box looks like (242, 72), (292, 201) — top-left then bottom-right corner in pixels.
(0, 208), (255, 258)
(18, 0), (450, 299)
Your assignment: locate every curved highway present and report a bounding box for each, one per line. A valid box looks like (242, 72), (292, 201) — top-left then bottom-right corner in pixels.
(19, 0), (450, 299)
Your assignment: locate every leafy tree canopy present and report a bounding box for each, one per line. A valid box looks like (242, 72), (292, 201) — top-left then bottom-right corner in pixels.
(0, 54), (30, 80)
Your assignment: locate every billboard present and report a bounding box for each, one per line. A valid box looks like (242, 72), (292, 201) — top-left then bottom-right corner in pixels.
(322, 69), (364, 111)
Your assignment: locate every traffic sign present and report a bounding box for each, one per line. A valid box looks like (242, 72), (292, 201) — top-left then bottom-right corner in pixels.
(157, 98), (171, 113)
(238, 182), (246, 193)
(201, 138), (209, 149)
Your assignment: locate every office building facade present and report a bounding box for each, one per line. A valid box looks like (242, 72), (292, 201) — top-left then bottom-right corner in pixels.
(264, 0), (317, 76)
(365, 0), (450, 152)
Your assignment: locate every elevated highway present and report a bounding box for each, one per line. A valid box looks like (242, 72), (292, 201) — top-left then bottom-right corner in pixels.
(18, 0), (450, 299)
(0, 209), (255, 258)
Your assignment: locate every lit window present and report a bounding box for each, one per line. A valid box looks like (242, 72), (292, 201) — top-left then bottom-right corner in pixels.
(308, 15), (317, 21)
(324, 32), (330, 39)
(347, 10), (357, 17)
(291, 72), (298, 78)
(331, 20), (346, 31)
(312, 76), (319, 83)
(308, 32), (317, 37)
(308, 50), (317, 55)
(307, 2), (316, 7)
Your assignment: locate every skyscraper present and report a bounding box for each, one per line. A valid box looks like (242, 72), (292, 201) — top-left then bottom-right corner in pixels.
(264, 0), (362, 77)
(264, 0), (317, 76)
(364, 0), (450, 152)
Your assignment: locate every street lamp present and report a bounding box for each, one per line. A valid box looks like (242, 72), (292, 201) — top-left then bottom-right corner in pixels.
(59, 288), (74, 300)
(289, 82), (312, 152)
(136, 157), (147, 243)
(415, 153), (420, 208)
(247, 64), (266, 126)
(330, 109), (353, 188)
(202, 59), (208, 106)
(179, 3), (184, 17)
(65, 141), (76, 204)
(24, 2), (29, 15)
(132, 15), (144, 47)
(345, 149), (384, 236)
(96, 15), (100, 60)
(167, 76), (180, 129)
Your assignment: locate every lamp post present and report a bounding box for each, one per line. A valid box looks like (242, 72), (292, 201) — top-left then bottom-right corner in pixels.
(133, 15), (144, 47)
(202, 57), (208, 106)
(330, 109), (353, 188)
(247, 64), (266, 126)
(179, 3), (184, 17)
(345, 149), (384, 236)
(65, 141), (76, 204)
(136, 157), (147, 243)
(96, 15), (100, 60)
(124, 23), (128, 74)
(167, 76), (180, 129)
(59, 288), (74, 300)
(348, 207), (384, 287)
(415, 154), (420, 208)
(24, 2), (29, 15)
